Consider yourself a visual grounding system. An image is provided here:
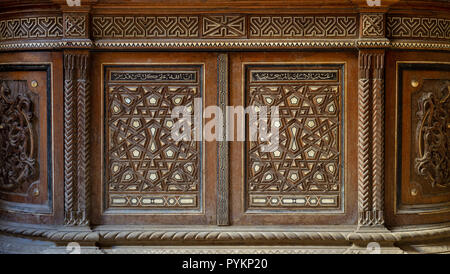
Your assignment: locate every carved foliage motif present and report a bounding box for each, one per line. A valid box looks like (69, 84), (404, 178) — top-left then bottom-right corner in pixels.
(414, 80), (449, 189)
(0, 80), (37, 192)
(362, 14), (385, 37)
(249, 16), (358, 38)
(387, 16), (450, 40)
(0, 16), (63, 41)
(246, 66), (342, 210)
(105, 67), (202, 210)
(92, 16), (199, 38)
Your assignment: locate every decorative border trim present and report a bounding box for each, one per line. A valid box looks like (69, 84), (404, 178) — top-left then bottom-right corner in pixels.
(1, 40), (447, 51)
(217, 54), (229, 225)
(1, 221), (450, 245)
(387, 16), (450, 40)
(0, 13), (449, 51)
(357, 51), (385, 226)
(93, 40), (358, 48)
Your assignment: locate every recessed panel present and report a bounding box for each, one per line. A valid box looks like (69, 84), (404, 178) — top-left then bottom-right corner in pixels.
(0, 65), (52, 214)
(104, 65), (203, 212)
(396, 63), (450, 214)
(245, 65), (344, 212)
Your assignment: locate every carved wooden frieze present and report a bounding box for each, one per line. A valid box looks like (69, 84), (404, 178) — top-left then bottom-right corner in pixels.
(63, 13), (88, 38)
(248, 16), (358, 38)
(0, 80), (38, 192)
(0, 16), (63, 41)
(412, 80), (449, 190)
(361, 13), (385, 38)
(2, 12), (450, 50)
(245, 65), (343, 211)
(64, 52), (91, 225)
(202, 15), (246, 38)
(91, 15), (358, 40)
(92, 16), (200, 39)
(104, 66), (203, 211)
(387, 16), (450, 40)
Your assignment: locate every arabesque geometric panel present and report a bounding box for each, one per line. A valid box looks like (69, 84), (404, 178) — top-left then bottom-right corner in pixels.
(245, 65), (343, 211)
(105, 66), (202, 211)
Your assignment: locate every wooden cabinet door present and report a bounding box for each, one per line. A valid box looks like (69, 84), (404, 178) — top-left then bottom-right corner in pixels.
(91, 52), (218, 225)
(229, 52), (359, 225)
(91, 51), (359, 226)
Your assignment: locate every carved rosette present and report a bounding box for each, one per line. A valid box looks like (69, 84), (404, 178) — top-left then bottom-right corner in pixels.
(357, 51), (385, 226)
(64, 52), (91, 226)
(0, 80), (37, 192)
(414, 81), (449, 188)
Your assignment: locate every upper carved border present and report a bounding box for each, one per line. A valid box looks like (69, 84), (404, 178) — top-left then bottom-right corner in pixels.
(387, 15), (450, 40)
(0, 13), (449, 50)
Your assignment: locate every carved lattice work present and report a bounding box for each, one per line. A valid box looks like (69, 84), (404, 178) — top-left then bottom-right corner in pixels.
(105, 67), (202, 210)
(245, 66), (342, 210)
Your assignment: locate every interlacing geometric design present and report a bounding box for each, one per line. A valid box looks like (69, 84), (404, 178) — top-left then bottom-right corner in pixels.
(92, 16), (199, 38)
(246, 67), (342, 210)
(249, 16), (358, 38)
(362, 14), (385, 37)
(63, 14), (87, 37)
(105, 68), (202, 210)
(0, 16), (63, 41)
(387, 16), (450, 40)
(202, 15), (246, 38)
(357, 52), (385, 226)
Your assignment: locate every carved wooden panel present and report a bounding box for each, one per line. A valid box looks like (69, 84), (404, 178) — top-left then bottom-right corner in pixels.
(396, 63), (450, 214)
(411, 80), (449, 192)
(245, 65), (343, 212)
(387, 16), (450, 40)
(0, 80), (38, 193)
(248, 16), (358, 38)
(104, 66), (203, 212)
(0, 16), (63, 41)
(0, 65), (52, 213)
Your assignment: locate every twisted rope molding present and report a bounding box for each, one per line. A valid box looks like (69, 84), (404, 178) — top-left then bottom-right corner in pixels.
(0, 222), (98, 242)
(98, 231), (350, 242)
(1, 222), (450, 244)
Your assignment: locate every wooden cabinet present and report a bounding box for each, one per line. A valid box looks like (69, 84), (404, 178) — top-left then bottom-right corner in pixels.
(0, 0), (449, 253)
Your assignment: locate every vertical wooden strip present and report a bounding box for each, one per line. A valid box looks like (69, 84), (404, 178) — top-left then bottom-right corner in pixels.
(357, 52), (372, 226)
(217, 53), (229, 225)
(64, 54), (77, 225)
(371, 53), (385, 225)
(76, 54), (91, 225)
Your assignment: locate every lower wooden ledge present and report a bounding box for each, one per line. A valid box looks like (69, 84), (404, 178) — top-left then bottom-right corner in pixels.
(0, 220), (450, 251)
